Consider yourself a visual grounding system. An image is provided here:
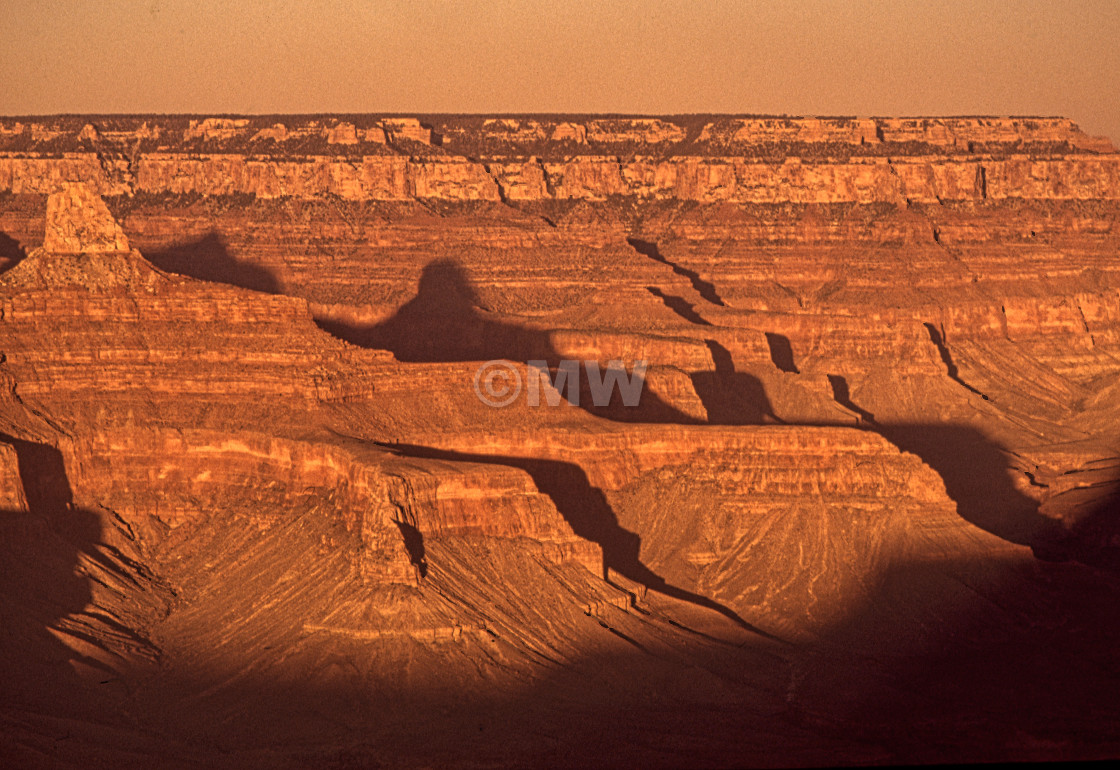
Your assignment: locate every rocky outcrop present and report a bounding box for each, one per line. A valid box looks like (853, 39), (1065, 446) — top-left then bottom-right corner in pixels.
(399, 425), (949, 503)
(183, 118), (247, 141)
(0, 184), (388, 415)
(60, 428), (601, 585)
(0, 186), (601, 591)
(41, 182), (131, 253)
(8, 115), (1109, 153)
(1, 115), (1114, 204)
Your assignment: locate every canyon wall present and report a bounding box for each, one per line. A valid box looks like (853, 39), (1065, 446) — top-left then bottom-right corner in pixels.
(3, 151), (1120, 203)
(58, 428), (602, 584)
(1, 115), (1116, 204)
(3, 117), (1120, 767)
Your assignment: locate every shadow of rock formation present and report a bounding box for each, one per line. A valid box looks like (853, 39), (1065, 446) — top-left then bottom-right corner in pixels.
(877, 423), (1063, 548)
(0, 231), (27, 275)
(692, 340), (782, 425)
(827, 374), (876, 424)
(755, 338), (1064, 554)
(626, 237), (725, 306)
(765, 332), (800, 374)
(645, 286), (712, 325)
(386, 441), (783, 642)
(819, 375), (1068, 551)
(317, 259), (699, 423)
(395, 519), (429, 579)
(1039, 466), (1120, 570)
(0, 434), (102, 715)
(146, 232), (281, 294)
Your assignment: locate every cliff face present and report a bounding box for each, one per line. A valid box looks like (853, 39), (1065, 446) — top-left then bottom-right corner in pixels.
(3, 117), (1120, 767)
(3, 150), (1120, 203)
(1, 115), (1116, 203)
(58, 428), (602, 585)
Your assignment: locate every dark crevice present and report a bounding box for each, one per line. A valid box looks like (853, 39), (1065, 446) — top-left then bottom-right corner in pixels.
(484, 164), (510, 204)
(626, 237), (725, 306)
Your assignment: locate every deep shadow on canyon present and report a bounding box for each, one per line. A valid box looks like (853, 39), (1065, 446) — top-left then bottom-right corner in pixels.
(382, 441), (783, 643)
(7, 479), (1120, 767)
(6, 245), (1120, 766)
(5, 113), (1120, 767)
(314, 258), (700, 423)
(0, 434), (110, 720)
(0, 231), (26, 275)
(135, 240), (1112, 566)
(4, 432), (1117, 766)
(146, 233), (282, 295)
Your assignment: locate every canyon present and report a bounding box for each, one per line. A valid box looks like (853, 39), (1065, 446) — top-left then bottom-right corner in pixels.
(1, 115), (1119, 767)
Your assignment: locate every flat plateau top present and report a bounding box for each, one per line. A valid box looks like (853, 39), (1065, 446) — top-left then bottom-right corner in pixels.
(0, 114), (1113, 158)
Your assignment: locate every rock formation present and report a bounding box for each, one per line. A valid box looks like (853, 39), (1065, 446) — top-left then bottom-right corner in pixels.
(2, 116), (1120, 768)
(40, 182), (131, 254)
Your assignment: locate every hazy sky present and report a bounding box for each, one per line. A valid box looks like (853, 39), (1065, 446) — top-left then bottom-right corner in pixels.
(3, 0), (1118, 140)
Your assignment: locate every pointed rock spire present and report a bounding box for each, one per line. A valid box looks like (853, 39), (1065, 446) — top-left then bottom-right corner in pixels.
(42, 183), (131, 255)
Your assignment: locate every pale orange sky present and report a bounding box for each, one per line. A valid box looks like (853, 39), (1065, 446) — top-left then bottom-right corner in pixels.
(3, 0), (1118, 141)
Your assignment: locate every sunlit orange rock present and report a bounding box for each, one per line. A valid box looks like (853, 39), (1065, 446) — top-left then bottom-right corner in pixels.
(1, 116), (1119, 768)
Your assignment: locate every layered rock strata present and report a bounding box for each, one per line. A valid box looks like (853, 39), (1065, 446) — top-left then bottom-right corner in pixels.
(2, 116), (1120, 767)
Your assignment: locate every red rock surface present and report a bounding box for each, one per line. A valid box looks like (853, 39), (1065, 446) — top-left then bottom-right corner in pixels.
(2, 116), (1120, 767)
